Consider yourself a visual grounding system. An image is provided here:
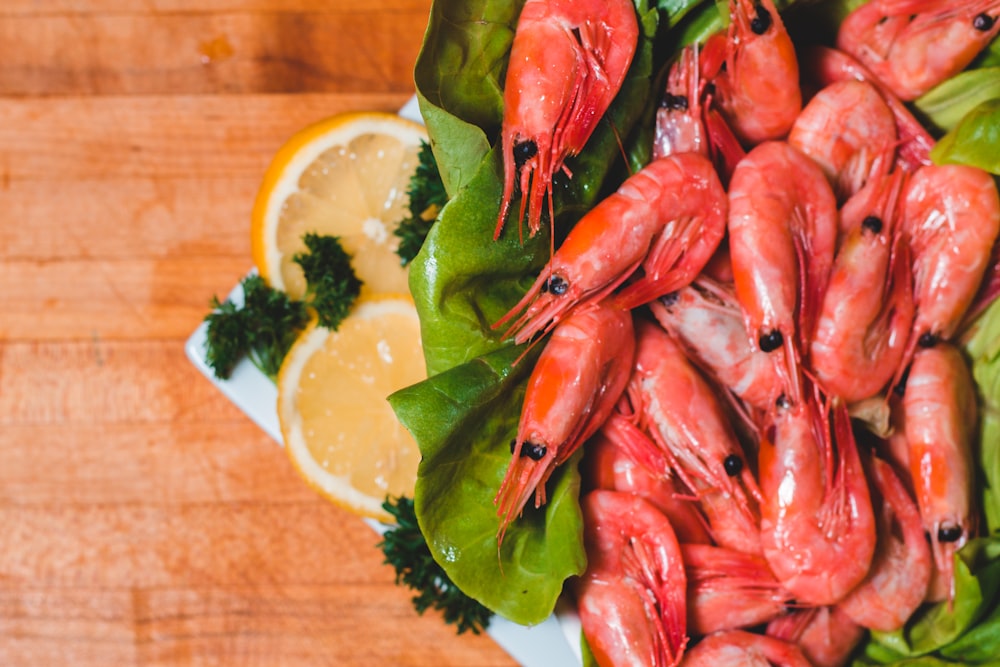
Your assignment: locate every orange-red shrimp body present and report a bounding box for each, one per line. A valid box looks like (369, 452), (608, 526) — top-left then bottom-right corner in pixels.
(766, 606), (867, 667)
(800, 45), (934, 172)
(902, 163), (1000, 355)
(495, 301), (634, 540)
(838, 456), (931, 631)
(708, 0), (801, 145)
(495, 0), (639, 240)
(902, 343), (978, 599)
(681, 543), (791, 637)
(650, 280), (782, 414)
(837, 0), (1000, 101)
(629, 320), (761, 520)
(496, 152), (727, 343)
(575, 489), (688, 667)
(787, 79), (897, 202)
(680, 630), (811, 667)
(727, 141), (838, 408)
(758, 398), (877, 606)
(810, 169), (914, 403)
(586, 430), (714, 545)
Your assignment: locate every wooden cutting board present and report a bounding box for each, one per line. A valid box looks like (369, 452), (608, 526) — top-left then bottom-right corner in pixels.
(0, 2), (516, 664)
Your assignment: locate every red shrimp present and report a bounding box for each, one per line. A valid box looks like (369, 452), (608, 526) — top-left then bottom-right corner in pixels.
(901, 343), (978, 600)
(628, 320), (761, 515)
(758, 395), (877, 606)
(767, 606), (867, 667)
(837, 0), (1000, 101)
(682, 543), (792, 637)
(494, 152), (727, 343)
(574, 489), (688, 667)
(838, 455), (931, 631)
(650, 279), (782, 415)
(787, 79), (897, 202)
(495, 0), (639, 240)
(897, 163), (1000, 382)
(727, 141), (838, 409)
(602, 411), (762, 555)
(680, 630), (812, 667)
(585, 430), (714, 545)
(654, 45), (709, 160)
(704, 0), (801, 145)
(810, 168), (915, 403)
(495, 301), (634, 541)
(801, 45), (934, 171)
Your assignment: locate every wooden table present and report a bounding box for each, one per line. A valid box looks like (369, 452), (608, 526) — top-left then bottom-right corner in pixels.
(0, 2), (516, 664)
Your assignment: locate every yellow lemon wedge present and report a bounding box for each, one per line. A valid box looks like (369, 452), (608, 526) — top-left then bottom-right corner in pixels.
(277, 296), (426, 522)
(251, 111), (427, 300)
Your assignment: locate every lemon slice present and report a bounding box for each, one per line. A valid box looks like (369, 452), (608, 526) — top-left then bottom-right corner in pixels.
(251, 112), (427, 300)
(277, 296), (426, 521)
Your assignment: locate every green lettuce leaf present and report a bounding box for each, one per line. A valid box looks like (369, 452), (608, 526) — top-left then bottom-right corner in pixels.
(929, 98), (1000, 174)
(966, 297), (1000, 534)
(388, 344), (586, 625)
(915, 69), (1000, 134)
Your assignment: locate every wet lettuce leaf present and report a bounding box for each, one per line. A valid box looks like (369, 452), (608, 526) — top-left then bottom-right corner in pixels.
(388, 344), (586, 625)
(929, 98), (1000, 175)
(966, 297), (1000, 534)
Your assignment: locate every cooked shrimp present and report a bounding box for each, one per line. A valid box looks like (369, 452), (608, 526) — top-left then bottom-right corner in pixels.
(628, 320), (761, 515)
(838, 455), (931, 631)
(901, 343), (978, 600)
(495, 0), (639, 240)
(705, 0), (801, 145)
(602, 410), (763, 555)
(495, 301), (634, 541)
(758, 395), (877, 606)
(680, 630), (812, 667)
(810, 168), (915, 403)
(767, 606), (866, 667)
(585, 430), (713, 545)
(787, 79), (897, 202)
(654, 45), (709, 160)
(495, 152), (727, 343)
(650, 279), (782, 415)
(728, 141), (838, 409)
(574, 489), (688, 667)
(897, 163), (1000, 380)
(800, 45), (934, 171)
(682, 543), (792, 637)
(837, 0), (1000, 101)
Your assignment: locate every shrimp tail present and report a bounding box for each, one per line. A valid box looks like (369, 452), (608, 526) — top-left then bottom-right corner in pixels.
(612, 216), (708, 310)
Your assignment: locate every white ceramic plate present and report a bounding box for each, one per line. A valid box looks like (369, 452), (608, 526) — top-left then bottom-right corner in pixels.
(184, 96), (584, 667)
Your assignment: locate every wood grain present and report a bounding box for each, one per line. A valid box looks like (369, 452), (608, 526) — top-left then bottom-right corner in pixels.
(0, 1), (518, 664)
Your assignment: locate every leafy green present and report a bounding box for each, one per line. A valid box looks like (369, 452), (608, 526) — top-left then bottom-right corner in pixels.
(378, 495), (494, 634)
(966, 297), (1000, 534)
(389, 344), (586, 625)
(915, 69), (1000, 134)
(293, 232), (362, 330)
(929, 98), (1000, 174)
(394, 140), (449, 266)
(203, 274), (309, 380)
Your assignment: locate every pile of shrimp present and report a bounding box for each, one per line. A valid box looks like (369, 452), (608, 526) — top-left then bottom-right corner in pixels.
(489, 0), (1000, 664)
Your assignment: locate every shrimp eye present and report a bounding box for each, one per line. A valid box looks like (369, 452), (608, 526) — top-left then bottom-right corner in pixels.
(974, 13), (996, 31)
(750, 2), (773, 34)
(775, 393), (791, 410)
(662, 93), (689, 111)
(918, 331), (939, 348)
(723, 454), (744, 476)
(759, 329), (783, 353)
(861, 215), (883, 234)
(545, 274), (569, 295)
(521, 441), (547, 461)
(512, 139), (538, 170)
(938, 525), (964, 543)
(660, 291), (680, 307)
(893, 365), (910, 396)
